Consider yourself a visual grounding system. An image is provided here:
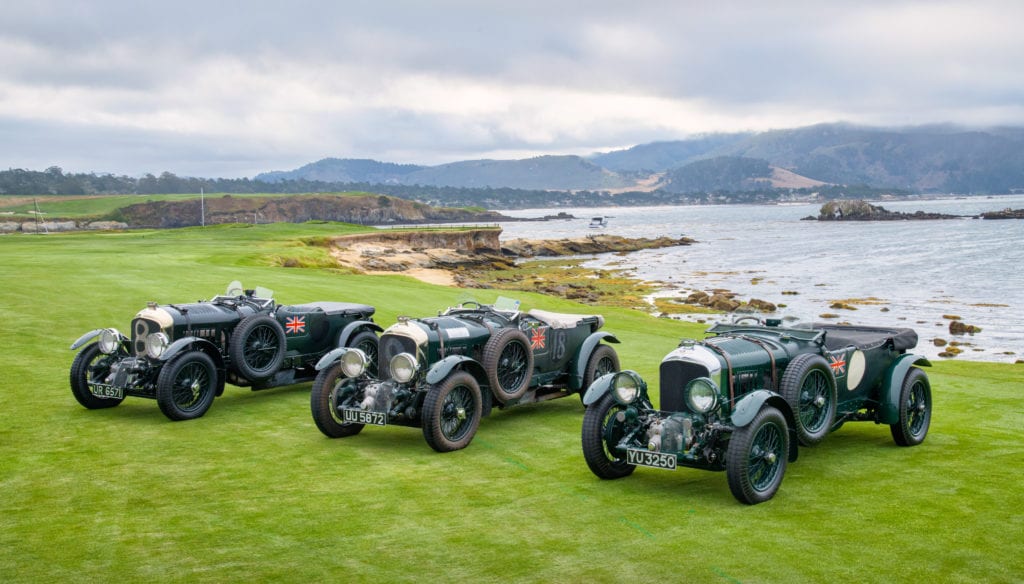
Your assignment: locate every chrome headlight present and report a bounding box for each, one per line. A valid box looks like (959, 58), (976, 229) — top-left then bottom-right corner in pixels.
(145, 332), (169, 359)
(685, 377), (720, 413)
(612, 371), (643, 405)
(98, 328), (122, 354)
(340, 349), (368, 378)
(390, 352), (417, 383)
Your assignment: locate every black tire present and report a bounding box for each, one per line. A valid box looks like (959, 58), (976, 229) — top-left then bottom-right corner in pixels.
(780, 353), (837, 446)
(581, 344), (620, 398)
(346, 330), (379, 378)
(156, 351), (218, 421)
(481, 328), (533, 403)
(581, 392), (636, 479)
(422, 371), (482, 452)
(310, 364), (365, 438)
(890, 368), (932, 446)
(229, 315), (286, 381)
(726, 406), (789, 505)
(69, 343), (124, 409)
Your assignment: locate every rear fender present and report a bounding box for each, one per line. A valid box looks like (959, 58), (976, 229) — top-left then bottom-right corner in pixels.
(878, 354), (932, 424)
(426, 355), (487, 387)
(731, 390), (799, 462)
(338, 321), (383, 347)
(570, 332), (620, 391)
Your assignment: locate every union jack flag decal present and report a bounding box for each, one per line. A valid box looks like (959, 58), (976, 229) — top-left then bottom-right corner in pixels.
(829, 353), (847, 375)
(530, 327), (547, 350)
(285, 316), (306, 335)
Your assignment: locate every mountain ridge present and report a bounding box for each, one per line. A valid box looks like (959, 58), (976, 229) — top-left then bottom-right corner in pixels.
(255, 123), (1024, 194)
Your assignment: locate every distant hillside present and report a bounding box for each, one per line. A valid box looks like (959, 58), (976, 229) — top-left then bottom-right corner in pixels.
(8, 123), (1024, 201)
(662, 156), (773, 193)
(589, 134), (750, 172)
(595, 124), (1024, 193)
(717, 124), (1024, 192)
(254, 124), (1024, 195)
(259, 154), (633, 191)
(257, 158), (424, 183)
(404, 155), (631, 190)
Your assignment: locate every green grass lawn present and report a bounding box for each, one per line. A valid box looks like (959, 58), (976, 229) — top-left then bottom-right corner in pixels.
(1, 224), (1022, 583)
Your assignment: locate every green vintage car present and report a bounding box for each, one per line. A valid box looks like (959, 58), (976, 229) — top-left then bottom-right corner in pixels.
(70, 282), (380, 421)
(310, 297), (620, 452)
(581, 318), (932, 504)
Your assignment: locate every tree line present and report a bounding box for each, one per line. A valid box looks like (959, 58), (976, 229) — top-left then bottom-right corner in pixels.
(0, 166), (907, 209)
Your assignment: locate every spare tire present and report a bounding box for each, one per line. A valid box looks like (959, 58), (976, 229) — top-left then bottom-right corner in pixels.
(780, 353), (837, 446)
(229, 315), (287, 381)
(482, 328), (534, 403)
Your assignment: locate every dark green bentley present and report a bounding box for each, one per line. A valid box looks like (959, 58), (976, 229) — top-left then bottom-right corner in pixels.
(70, 282), (379, 421)
(310, 298), (620, 452)
(582, 318), (932, 504)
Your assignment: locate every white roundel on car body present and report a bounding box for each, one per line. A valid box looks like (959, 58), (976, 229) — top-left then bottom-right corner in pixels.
(846, 350), (866, 390)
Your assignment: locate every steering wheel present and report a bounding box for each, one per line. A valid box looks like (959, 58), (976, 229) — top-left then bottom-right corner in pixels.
(459, 301), (483, 309)
(733, 315), (763, 326)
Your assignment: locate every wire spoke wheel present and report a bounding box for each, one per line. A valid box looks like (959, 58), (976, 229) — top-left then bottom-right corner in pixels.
(157, 351), (217, 421)
(581, 392), (635, 479)
(780, 353), (837, 446)
(890, 367), (932, 446)
(482, 329), (533, 402)
(422, 371), (482, 452)
(727, 406), (789, 504)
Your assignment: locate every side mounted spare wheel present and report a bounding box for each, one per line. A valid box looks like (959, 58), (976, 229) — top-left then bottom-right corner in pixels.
(229, 315), (286, 381)
(481, 328), (534, 403)
(779, 353), (837, 446)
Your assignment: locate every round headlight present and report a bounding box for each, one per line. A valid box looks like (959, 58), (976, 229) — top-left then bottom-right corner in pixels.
(612, 371), (642, 405)
(389, 352), (417, 383)
(685, 377), (720, 413)
(145, 332), (169, 359)
(98, 328), (122, 354)
(340, 349), (368, 378)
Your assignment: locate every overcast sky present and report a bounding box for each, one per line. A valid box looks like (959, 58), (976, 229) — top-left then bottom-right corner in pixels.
(2, 1), (1023, 178)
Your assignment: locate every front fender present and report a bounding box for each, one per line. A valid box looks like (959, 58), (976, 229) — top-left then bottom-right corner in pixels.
(160, 337), (221, 365)
(338, 320), (384, 347)
(570, 332), (621, 391)
(70, 329), (104, 350)
(316, 347), (352, 371)
(878, 354), (932, 424)
(426, 356), (487, 386)
(731, 390), (799, 462)
(581, 372), (617, 406)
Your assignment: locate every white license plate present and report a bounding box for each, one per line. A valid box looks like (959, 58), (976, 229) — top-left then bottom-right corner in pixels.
(342, 408), (387, 426)
(627, 449), (677, 470)
(91, 385), (123, 400)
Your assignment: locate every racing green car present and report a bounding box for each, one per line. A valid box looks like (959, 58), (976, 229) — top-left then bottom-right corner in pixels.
(70, 282), (379, 421)
(311, 298), (620, 451)
(581, 318), (932, 504)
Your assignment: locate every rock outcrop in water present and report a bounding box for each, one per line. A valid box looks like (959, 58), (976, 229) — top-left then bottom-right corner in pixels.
(807, 200), (963, 221)
(979, 208), (1024, 219)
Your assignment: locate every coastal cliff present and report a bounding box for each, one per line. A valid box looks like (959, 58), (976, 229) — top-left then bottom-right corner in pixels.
(114, 194), (511, 228)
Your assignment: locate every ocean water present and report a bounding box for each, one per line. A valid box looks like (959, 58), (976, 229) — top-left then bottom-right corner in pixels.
(496, 195), (1024, 363)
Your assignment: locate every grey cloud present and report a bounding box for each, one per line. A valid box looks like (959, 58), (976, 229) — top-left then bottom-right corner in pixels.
(2, 1), (1023, 176)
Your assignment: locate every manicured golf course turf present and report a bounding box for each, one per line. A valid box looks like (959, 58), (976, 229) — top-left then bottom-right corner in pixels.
(2, 223), (1021, 583)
